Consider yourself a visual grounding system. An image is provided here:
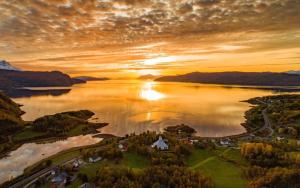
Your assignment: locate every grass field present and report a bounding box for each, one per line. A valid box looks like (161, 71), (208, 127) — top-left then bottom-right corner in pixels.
(13, 129), (46, 142)
(121, 152), (150, 169)
(66, 152), (149, 187)
(67, 124), (86, 137)
(13, 124), (88, 143)
(187, 148), (247, 188)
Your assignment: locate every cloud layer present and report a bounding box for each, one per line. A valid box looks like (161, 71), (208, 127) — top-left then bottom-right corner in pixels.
(0, 0), (299, 77)
(1, 0), (300, 50)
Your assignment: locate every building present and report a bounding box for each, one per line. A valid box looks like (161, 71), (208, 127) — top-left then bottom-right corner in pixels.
(88, 156), (102, 163)
(51, 172), (68, 188)
(152, 136), (169, 150)
(276, 136), (285, 141)
(79, 183), (93, 188)
(118, 140), (128, 152)
(219, 139), (234, 147)
(72, 159), (82, 168)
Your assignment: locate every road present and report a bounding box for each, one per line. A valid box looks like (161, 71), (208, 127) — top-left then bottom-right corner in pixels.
(254, 99), (274, 137)
(9, 158), (78, 188)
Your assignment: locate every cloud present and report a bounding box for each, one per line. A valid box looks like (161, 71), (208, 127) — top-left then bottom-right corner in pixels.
(0, 0), (299, 52)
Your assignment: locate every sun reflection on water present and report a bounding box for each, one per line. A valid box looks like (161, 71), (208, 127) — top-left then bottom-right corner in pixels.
(140, 82), (165, 101)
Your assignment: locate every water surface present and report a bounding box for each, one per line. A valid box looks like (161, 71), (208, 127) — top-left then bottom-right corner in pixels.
(0, 135), (101, 184)
(13, 80), (286, 137)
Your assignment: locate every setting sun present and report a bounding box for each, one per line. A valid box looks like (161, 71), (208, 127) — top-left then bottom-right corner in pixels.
(140, 82), (165, 101)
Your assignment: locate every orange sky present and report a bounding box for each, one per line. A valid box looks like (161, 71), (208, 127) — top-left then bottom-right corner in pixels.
(0, 0), (299, 78)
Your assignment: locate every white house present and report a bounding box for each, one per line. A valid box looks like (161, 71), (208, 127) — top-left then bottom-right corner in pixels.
(89, 156), (102, 163)
(276, 136), (285, 141)
(152, 136), (169, 150)
(220, 139), (233, 147)
(72, 159), (82, 168)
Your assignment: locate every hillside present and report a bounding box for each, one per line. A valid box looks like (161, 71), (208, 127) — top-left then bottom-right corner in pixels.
(0, 92), (24, 141)
(156, 72), (300, 86)
(0, 70), (85, 91)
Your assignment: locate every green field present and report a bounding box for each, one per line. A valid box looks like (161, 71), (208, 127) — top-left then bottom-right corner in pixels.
(121, 152), (150, 169)
(13, 129), (46, 142)
(65, 152), (149, 187)
(187, 148), (247, 188)
(67, 124), (87, 137)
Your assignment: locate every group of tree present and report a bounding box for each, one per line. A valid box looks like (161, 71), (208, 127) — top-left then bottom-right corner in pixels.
(241, 142), (300, 187)
(164, 124), (196, 137)
(244, 167), (300, 188)
(94, 165), (213, 188)
(81, 139), (123, 161)
(31, 110), (95, 135)
(126, 131), (194, 166)
(241, 143), (280, 167)
(0, 92), (24, 142)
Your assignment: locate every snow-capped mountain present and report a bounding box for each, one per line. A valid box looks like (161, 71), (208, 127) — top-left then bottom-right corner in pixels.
(286, 70), (300, 75)
(0, 60), (21, 71)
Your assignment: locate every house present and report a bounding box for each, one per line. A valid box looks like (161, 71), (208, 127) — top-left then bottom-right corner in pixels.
(88, 156), (102, 163)
(79, 183), (92, 188)
(220, 139), (230, 146)
(276, 136), (285, 141)
(51, 172), (68, 187)
(220, 139), (234, 147)
(118, 140), (128, 152)
(72, 159), (82, 168)
(152, 136), (169, 150)
(189, 139), (199, 144)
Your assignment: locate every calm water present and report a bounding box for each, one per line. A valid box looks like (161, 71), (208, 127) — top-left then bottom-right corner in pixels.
(14, 80), (286, 137)
(0, 135), (101, 184)
(2, 80), (296, 184)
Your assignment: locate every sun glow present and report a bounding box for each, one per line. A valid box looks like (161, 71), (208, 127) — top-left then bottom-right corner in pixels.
(142, 56), (178, 65)
(140, 82), (165, 101)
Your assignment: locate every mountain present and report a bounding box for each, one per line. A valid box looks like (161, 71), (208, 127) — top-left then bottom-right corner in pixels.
(0, 60), (21, 71)
(286, 70), (300, 75)
(138, 74), (160, 80)
(0, 69), (85, 91)
(73, 76), (109, 81)
(156, 72), (300, 86)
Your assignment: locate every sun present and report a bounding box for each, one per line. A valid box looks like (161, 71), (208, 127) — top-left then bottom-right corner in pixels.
(140, 82), (165, 101)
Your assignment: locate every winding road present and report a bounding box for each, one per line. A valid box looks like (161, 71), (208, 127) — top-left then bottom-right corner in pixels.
(254, 99), (274, 137)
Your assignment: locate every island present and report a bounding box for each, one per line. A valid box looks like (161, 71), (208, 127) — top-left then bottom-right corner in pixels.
(0, 92), (108, 158)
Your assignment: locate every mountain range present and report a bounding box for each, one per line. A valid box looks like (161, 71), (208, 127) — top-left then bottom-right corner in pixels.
(0, 60), (20, 71)
(156, 72), (300, 86)
(286, 70), (300, 75)
(0, 60), (85, 92)
(73, 76), (109, 81)
(138, 74), (160, 80)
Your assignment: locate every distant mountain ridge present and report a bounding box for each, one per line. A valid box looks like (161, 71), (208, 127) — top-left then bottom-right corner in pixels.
(0, 59), (86, 94)
(286, 70), (300, 75)
(156, 72), (300, 86)
(73, 76), (109, 81)
(0, 60), (20, 71)
(0, 69), (85, 91)
(138, 74), (160, 80)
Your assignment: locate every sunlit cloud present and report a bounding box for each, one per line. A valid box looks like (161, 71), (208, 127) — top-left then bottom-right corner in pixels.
(0, 0), (299, 77)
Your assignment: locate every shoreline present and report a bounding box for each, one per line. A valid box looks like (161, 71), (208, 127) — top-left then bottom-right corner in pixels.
(0, 123), (108, 160)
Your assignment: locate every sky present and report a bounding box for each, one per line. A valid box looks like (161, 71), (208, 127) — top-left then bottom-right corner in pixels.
(0, 0), (299, 78)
